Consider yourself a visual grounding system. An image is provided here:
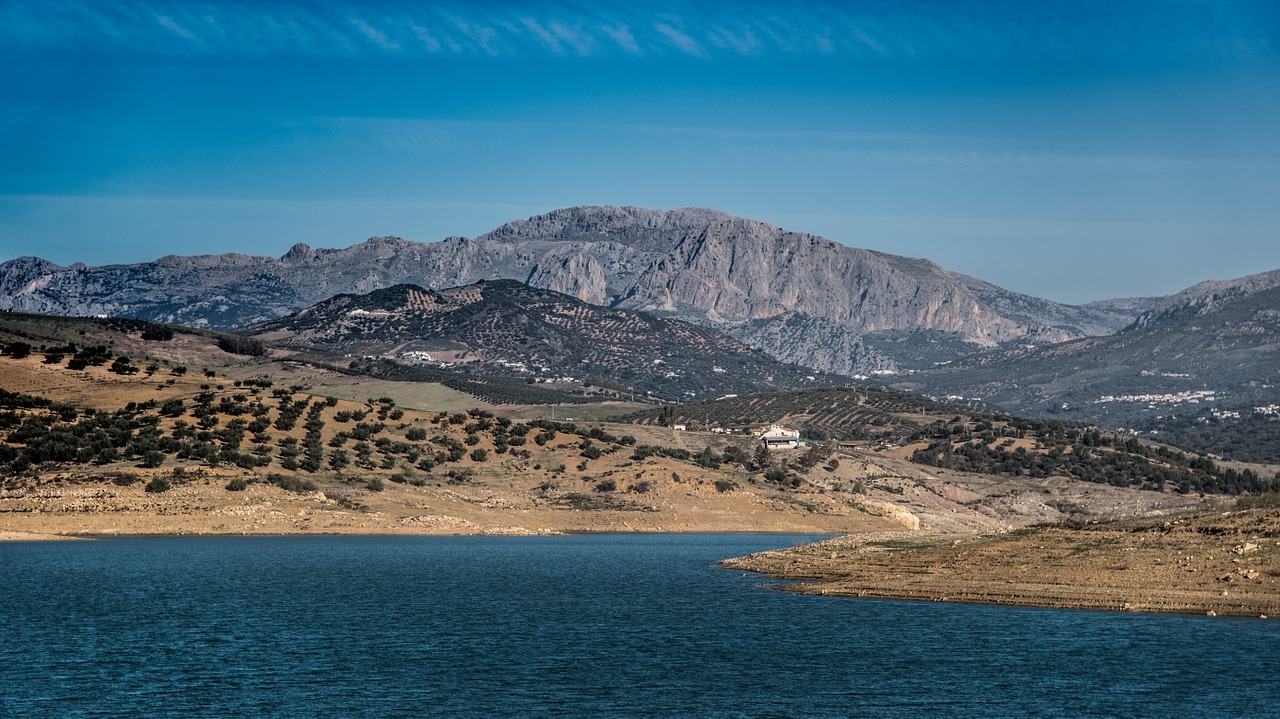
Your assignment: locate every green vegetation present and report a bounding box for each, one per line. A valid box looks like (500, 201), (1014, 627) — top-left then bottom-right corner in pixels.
(625, 386), (948, 439)
(216, 336), (267, 356)
(909, 419), (1280, 495)
(1134, 410), (1280, 464)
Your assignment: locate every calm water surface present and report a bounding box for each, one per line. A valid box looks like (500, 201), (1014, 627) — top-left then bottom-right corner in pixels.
(2, 534), (1277, 718)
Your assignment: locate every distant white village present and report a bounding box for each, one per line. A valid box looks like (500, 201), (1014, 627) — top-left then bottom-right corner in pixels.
(1093, 390), (1217, 407)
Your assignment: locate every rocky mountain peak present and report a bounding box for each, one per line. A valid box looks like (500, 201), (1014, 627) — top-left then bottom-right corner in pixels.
(1130, 268), (1280, 330)
(281, 242), (314, 263)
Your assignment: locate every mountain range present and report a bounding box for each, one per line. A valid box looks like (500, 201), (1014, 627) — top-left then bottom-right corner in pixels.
(901, 268), (1280, 429)
(0, 206), (1148, 375)
(2, 204), (1277, 459)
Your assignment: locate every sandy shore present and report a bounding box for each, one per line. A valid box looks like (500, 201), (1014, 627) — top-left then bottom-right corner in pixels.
(723, 508), (1280, 617)
(0, 472), (913, 539)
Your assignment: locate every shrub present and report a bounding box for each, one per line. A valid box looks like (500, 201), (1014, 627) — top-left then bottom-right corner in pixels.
(594, 479), (617, 493)
(138, 450), (165, 468)
(141, 325), (175, 341)
(366, 477), (384, 492)
(226, 477), (249, 491)
(329, 449), (350, 470)
(763, 467), (788, 484)
(470, 449), (489, 462)
(144, 477), (171, 493)
(216, 336), (267, 356)
(714, 478), (738, 493)
(4, 342), (31, 359)
(266, 473), (318, 494)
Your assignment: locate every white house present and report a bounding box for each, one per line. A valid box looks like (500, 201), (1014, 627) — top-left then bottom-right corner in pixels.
(751, 423), (801, 450)
(672, 423), (687, 431)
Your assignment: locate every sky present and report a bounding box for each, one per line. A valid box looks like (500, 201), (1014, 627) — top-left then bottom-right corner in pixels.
(1, 0), (1278, 304)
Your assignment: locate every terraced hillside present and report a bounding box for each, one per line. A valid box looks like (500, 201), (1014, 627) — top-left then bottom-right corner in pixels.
(625, 388), (1280, 496)
(246, 280), (848, 401)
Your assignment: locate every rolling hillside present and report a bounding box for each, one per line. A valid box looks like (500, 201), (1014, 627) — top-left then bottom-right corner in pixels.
(245, 280), (849, 401)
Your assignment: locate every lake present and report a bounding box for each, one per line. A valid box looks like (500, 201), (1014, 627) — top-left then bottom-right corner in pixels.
(2, 534), (1277, 718)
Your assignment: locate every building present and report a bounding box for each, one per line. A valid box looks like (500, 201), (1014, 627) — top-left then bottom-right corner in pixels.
(672, 423), (687, 431)
(751, 423), (801, 450)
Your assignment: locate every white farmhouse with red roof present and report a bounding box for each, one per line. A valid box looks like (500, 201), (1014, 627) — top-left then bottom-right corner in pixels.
(751, 423), (801, 450)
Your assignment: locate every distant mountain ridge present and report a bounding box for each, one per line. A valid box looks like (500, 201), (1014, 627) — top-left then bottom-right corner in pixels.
(0, 205), (1149, 372)
(246, 279), (846, 401)
(904, 269), (1280, 445)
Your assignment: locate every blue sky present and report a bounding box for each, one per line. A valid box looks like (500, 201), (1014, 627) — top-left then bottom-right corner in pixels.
(1, 0), (1278, 303)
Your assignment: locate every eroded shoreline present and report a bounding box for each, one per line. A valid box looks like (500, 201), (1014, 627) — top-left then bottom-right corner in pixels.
(723, 509), (1280, 618)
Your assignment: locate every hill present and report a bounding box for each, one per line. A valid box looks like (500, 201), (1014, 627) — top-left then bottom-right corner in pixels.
(0, 311), (1221, 537)
(899, 269), (1280, 461)
(623, 387), (1280, 496)
(244, 279), (848, 401)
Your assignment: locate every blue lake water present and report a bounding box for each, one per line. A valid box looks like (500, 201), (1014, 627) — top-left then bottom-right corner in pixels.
(1, 533), (1278, 718)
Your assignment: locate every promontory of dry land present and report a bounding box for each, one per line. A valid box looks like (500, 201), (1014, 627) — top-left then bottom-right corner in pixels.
(723, 507), (1280, 617)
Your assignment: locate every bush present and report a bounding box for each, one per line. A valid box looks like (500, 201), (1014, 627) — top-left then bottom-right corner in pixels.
(141, 325), (175, 341)
(366, 477), (384, 492)
(225, 477), (249, 491)
(763, 467), (788, 484)
(266, 473), (318, 494)
(4, 342), (31, 359)
(144, 477), (171, 493)
(594, 479), (617, 492)
(329, 449), (350, 470)
(470, 449), (489, 462)
(714, 479), (738, 493)
(138, 450), (166, 468)
(216, 336), (267, 356)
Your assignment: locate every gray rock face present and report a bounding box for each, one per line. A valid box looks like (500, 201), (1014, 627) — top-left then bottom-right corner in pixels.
(0, 205), (1148, 372)
(949, 272), (1151, 339)
(1129, 268), (1280, 330)
(726, 313), (899, 376)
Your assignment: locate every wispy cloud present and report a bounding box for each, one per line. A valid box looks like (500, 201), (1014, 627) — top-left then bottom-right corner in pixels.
(611, 122), (1216, 169)
(2, 0), (1274, 61)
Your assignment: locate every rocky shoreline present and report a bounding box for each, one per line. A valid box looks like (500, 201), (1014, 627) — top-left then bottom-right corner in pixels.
(723, 508), (1280, 618)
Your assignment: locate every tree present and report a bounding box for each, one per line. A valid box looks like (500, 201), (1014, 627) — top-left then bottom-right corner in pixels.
(139, 450), (165, 468)
(470, 448), (489, 462)
(329, 449), (350, 470)
(109, 357), (140, 375)
(216, 336), (267, 356)
(752, 443), (770, 471)
(4, 342), (31, 359)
